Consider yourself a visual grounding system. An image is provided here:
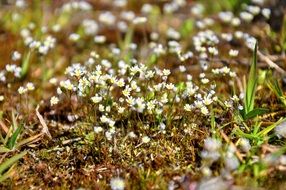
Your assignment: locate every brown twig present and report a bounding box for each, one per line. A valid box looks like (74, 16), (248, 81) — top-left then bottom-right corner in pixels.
(258, 51), (286, 75)
(220, 130), (244, 162)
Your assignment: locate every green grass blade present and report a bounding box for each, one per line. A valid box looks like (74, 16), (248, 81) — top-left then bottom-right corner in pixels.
(244, 43), (258, 114)
(20, 51), (31, 79)
(0, 146), (11, 153)
(7, 125), (23, 150)
(257, 118), (285, 137)
(0, 151), (27, 175)
(0, 166), (15, 183)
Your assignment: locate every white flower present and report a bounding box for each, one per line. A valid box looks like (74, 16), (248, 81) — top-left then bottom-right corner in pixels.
(99, 11), (116, 26)
(252, 0), (265, 5)
(231, 17), (241, 26)
(60, 80), (74, 91)
(239, 138), (251, 152)
(262, 8), (271, 19)
(246, 5), (260, 15)
(105, 131), (113, 141)
(240, 12), (254, 22)
(69, 33), (80, 41)
(147, 100), (156, 111)
(18, 86), (27, 94)
(122, 87), (131, 97)
(26, 82), (35, 91)
(126, 96), (135, 106)
(128, 131), (137, 138)
(99, 104), (105, 112)
(229, 49), (239, 57)
(94, 126), (103, 133)
(57, 87), (62, 95)
(110, 177), (125, 190)
(200, 106), (209, 115)
(100, 115), (109, 123)
(12, 51), (21, 61)
(49, 78), (58, 84)
(167, 28), (181, 40)
(201, 78), (209, 84)
(15, 0), (26, 8)
(142, 136), (150, 143)
(162, 69), (171, 76)
(224, 100), (233, 108)
(159, 122), (166, 130)
(130, 81), (137, 90)
(141, 3), (153, 14)
(204, 138), (221, 152)
(82, 19), (98, 35)
(191, 4), (204, 16)
(218, 11), (233, 23)
(94, 35), (106, 44)
(275, 121), (286, 138)
(238, 105), (244, 110)
(50, 96), (59, 106)
(208, 47), (218, 55)
(160, 93), (168, 104)
(166, 83), (175, 90)
(91, 94), (102, 103)
(0, 95), (4, 101)
(184, 104), (193, 112)
(225, 156), (240, 171)
(135, 98), (145, 113)
(203, 96), (213, 106)
(133, 16), (147, 25)
(118, 107), (125, 114)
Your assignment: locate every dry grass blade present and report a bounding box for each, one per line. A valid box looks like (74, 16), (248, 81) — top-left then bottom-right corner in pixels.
(0, 120), (8, 134)
(16, 133), (43, 148)
(36, 105), (52, 140)
(258, 51), (286, 75)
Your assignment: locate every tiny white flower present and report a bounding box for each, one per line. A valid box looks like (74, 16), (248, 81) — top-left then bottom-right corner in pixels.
(204, 138), (221, 151)
(275, 121), (286, 138)
(110, 177), (125, 190)
(50, 96), (59, 106)
(262, 8), (271, 19)
(240, 11), (254, 22)
(12, 51), (21, 61)
(94, 126), (103, 133)
(133, 16), (147, 25)
(162, 69), (171, 76)
(91, 94), (103, 103)
(239, 138), (251, 152)
(200, 106), (209, 115)
(229, 49), (239, 57)
(201, 78), (209, 84)
(18, 86), (27, 94)
(49, 78), (58, 84)
(142, 136), (150, 143)
(26, 82), (35, 91)
(118, 107), (125, 114)
(184, 104), (193, 112)
(57, 87), (62, 95)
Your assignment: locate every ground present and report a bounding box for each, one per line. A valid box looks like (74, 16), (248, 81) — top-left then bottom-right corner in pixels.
(1, 0), (286, 189)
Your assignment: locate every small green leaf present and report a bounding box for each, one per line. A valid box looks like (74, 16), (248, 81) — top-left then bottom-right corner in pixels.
(7, 125), (23, 150)
(244, 108), (268, 120)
